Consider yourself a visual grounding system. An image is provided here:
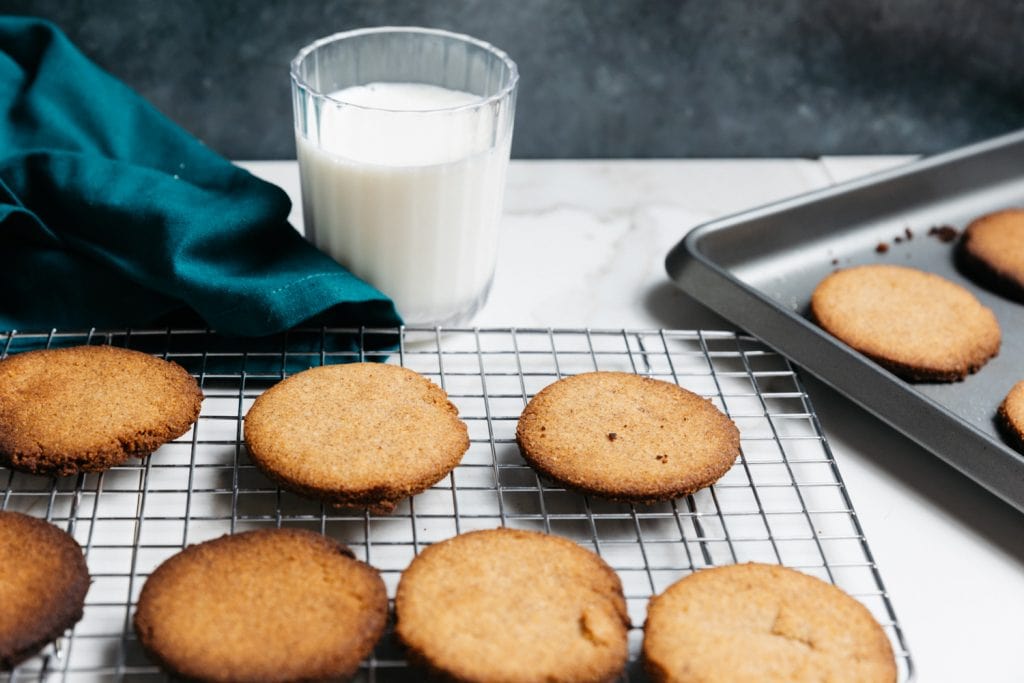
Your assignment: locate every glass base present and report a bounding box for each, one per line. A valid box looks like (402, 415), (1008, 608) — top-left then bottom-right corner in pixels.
(400, 277), (494, 328)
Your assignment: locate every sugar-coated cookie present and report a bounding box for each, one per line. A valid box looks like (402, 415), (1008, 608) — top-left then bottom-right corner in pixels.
(516, 372), (740, 502)
(0, 345), (202, 475)
(959, 209), (1024, 302)
(811, 264), (1000, 381)
(643, 563), (896, 683)
(134, 528), (387, 682)
(244, 362), (469, 512)
(0, 511), (90, 669)
(396, 528), (630, 683)
(998, 380), (1024, 451)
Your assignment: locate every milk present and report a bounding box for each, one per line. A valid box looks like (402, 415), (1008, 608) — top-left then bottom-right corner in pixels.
(296, 82), (512, 325)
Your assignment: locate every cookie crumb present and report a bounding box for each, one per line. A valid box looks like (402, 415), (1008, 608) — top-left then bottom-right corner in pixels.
(928, 225), (959, 242)
(894, 236), (903, 244)
(905, 227), (914, 240)
(607, 432), (617, 442)
(830, 258), (839, 266)
(875, 242), (889, 253)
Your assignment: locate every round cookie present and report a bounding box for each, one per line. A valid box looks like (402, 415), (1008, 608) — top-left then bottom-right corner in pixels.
(0, 511), (90, 669)
(134, 528), (387, 683)
(0, 345), (203, 476)
(810, 264), (1000, 382)
(997, 380), (1024, 450)
(959, 209), (1024, 301)
(516, 372), (740, 503)
(244, 362), (469, 513)
(643, 563), (896, 683)
(395, 528), (630, 683)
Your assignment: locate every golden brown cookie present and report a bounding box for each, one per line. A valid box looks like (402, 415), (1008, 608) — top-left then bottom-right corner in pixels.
(643, 563), (896, 683)
(959, 209), (1024, 301)
(0, 345), (202, 476)
(810, 264), (1000, 382)
(997, 380), (1024, 450)
(134, 528), (387, 683)
(516, 372), (740, 503)
(396, 528), (630, 683)
(0, 511), (90, 669)
(244, 362), (469, 513)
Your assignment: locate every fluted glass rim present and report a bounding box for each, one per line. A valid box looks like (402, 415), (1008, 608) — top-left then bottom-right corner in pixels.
(290, 26), (519, 114)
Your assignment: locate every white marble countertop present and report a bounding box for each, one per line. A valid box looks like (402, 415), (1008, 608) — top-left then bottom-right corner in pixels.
(242, 158), (1024, 683)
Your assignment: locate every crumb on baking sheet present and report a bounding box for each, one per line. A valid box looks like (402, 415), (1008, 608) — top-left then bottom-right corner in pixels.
(876, 242), (889, 253)
(928, 225), (959, 242)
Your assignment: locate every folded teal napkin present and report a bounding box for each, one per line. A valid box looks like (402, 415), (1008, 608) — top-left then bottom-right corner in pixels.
(0, 17), (401, 336)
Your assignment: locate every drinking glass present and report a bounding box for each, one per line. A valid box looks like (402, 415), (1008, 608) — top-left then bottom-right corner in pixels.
(291, 27), (519, 326)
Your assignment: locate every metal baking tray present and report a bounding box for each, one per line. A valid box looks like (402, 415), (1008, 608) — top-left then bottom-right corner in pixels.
(666, 129), (1024, 513)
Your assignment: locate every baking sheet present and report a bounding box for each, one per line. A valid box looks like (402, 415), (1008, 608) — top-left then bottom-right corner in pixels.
(666, 129), (1024, 513)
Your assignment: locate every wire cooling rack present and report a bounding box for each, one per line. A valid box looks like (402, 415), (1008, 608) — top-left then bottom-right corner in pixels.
(0, 327), (913, 682)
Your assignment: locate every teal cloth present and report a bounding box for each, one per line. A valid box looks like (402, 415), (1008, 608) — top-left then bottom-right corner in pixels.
(0, 17), (401, 336)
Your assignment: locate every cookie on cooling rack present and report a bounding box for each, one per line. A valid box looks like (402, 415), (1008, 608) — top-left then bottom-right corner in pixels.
(998, 380), (1024, 451)
(396, 528), (629, 683)
(515, 371), (740, 503)
(810, 264), (1000, 382)
(134, 528), (387, 682)
(643, 563), (896, 683)
(958, 209), (1024, 302)
(243, 362), (469, 513)
(0, 345), (202, 476)
(0, 511), (90, 669)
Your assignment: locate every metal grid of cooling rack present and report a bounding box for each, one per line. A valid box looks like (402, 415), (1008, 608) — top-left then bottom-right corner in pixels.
(0, 326), (913, 682)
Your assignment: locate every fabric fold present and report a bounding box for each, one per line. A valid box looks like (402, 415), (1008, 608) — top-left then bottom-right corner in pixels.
(0, 16), (401, 336)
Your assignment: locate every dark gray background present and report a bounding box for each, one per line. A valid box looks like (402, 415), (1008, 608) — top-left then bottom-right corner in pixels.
(4, 0), (1023, 159)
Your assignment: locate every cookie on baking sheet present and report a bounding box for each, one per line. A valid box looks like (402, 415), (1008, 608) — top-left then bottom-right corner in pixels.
(643, 563), (896, 683)
(810, 264), (1000, 382)
(959, 209), (1024, 302)
(396, 528), (630, 683)
(0, 511), (90, 669)
(515, 371), (740, 503)
(0, 345), (202, 476)
(244, 362), (469, 513)
(134, 528), (387, 683)
(998, 380), (1024, 450)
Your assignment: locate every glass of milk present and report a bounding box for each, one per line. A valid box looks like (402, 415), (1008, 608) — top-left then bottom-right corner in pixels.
(290, 27), (518, 326)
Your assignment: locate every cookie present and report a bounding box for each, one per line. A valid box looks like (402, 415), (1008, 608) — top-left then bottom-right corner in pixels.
(0, 511), (90, 669)
(396, 528), (629, 683)
(134, 528), (387, 682)
(244, 362), (469, 513)
(997, 380), (1024, 450)
(516, 372), (740, 503)
(810, 264), (1000, 382)
(643, 563), (896, 683)
(0, 345), (202, 476)
(959, 209), (1024, 301)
